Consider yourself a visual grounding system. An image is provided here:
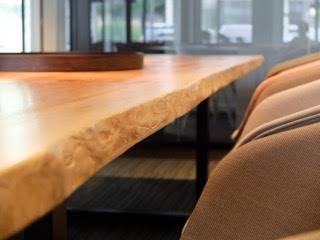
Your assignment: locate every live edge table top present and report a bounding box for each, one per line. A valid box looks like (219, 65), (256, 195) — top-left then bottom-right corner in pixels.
(0, 55), (264, 239)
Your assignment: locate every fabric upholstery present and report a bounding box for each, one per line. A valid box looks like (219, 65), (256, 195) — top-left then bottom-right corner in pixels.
(267, 52), (320, 78)
(237, 105), (320, 148)
(237, 80), (320, 147)
(180, 122), (320, 240)
(233, 60), (320, 141)
(278, 230), (320, 240)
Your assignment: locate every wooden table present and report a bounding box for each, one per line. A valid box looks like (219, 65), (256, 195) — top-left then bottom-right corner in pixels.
(0, 55), (264, 239)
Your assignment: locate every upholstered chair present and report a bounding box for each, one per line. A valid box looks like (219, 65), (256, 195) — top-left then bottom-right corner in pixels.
(181, 119), (320, 240)
(181, 80), (320, 240)
(233, 58), (320, 141)
(236, 79), (320, 147)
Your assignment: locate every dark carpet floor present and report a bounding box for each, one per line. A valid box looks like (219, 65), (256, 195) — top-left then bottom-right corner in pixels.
(68, 177), (196, 240)
(69, 177), (195, 212)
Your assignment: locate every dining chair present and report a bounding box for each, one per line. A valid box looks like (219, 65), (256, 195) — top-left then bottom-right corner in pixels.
(235, 79), (320, 146)
(266, 52), (320, 78)
(180, 113), (320, 240)
(233, 56), (320, 141)
(180, 54), (320, 240)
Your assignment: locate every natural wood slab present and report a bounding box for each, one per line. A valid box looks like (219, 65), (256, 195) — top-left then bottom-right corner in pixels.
(0, 52), (144, 72)
(0, 55), (264, 239)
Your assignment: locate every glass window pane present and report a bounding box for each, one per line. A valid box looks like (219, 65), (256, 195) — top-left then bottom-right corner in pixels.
(65, 0), (71, 51)
(105, 0), (126, 47)
(201, 0), (252, 44)
(284, 0), (317, 42)
(90, 1), (104, 44)
(131, 0), (143, 42)
(283, 0), (320, 53)
(0, 0), (23, 52)
(104, 0), (174, 48)
(201, 0), (218, 44)
(219, 0), (252, 44)
(145, 0), (174, 43)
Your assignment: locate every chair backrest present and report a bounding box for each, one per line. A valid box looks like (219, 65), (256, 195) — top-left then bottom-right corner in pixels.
(233, 59), (320, 141)
(236, 80), (320, 147)
(267, 52), (320, 78)
(181, 121), (320, 240)
(237, 105), (320, 148)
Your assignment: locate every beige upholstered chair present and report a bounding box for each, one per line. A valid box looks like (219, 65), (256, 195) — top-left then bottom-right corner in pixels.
(267, 52), (320, 78)
(181, 79), (320, 240)
(181, 55), (320, 240)
(181, 120), (320, 240)
(236, 80), (320, 147)
(278, 230), (320, 240)
(233, 58), (320, 141)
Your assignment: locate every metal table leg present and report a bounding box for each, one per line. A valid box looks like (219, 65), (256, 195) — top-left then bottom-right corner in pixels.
(23, 201), (67, 240)
(196, 99), (209, 198)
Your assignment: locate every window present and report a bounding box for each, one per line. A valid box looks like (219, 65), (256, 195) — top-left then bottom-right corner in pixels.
(201, 0), (252, 44)
(0, 0), (47, 52)
(131, 0), (174, 42)
(104, 0), (174, 50)
(0, 0), (24, 52)
(91, 1), (104, 44)
(104, 0), (126, 50)
(283, 0), (320, 43)
(144, 0), (174, 42)
(131, 0), (143, 42)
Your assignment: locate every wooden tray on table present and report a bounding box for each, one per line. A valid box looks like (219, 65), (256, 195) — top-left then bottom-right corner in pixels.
(0, 52), (144, 72)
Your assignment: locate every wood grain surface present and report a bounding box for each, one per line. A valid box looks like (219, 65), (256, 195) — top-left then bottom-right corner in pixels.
(0, 55), (264, 239)
(0, 52), (144, 72)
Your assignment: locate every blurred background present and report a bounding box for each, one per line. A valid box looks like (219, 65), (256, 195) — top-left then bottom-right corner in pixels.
(0, 0), (319, 145)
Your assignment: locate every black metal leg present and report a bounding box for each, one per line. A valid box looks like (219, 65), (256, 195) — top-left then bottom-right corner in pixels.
(9, 233), (24, 240)
(196, 99), (210, 198)
(24, 201), (67, 240)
